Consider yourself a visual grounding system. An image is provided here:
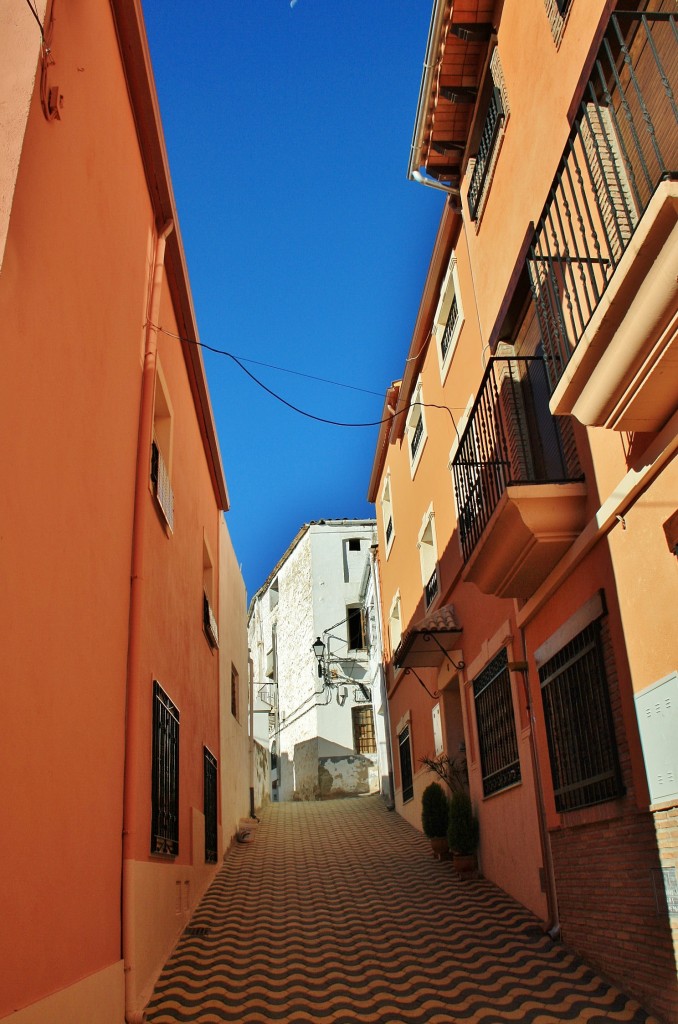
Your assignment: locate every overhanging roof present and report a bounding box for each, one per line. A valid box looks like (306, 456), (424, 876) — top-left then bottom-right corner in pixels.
(395, 604), (462, 669)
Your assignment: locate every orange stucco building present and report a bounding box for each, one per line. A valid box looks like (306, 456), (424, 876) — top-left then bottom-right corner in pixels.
(0, 2), (250, 1021)
(369, 1), (677, 1020)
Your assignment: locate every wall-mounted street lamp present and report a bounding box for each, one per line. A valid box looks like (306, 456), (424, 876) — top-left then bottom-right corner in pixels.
(312, 636), (326, 678)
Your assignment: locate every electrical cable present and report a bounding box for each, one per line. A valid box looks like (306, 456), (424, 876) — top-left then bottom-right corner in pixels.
(149, 321), (461, 435)
(23, 0), (44, 38)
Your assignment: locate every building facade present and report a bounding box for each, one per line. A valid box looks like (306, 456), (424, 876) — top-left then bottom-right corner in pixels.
(0, 2), (250, 1022)
(249, 520), (387, 802)
(369, 2), (678, 1020)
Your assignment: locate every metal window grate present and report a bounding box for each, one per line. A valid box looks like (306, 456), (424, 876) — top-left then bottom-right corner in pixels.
(152, 681), (180, 856)
(151, 439), (174, 532)
(441, 294), (459, 361)
(352, 706), (377, 755)
(410, 415), (424, 459)
(203, 748), (218, 863)
(424, 565), (439, 608)
(539, 620), (624, 812)
(385, 516), (393, 544)
(203, 592), (219, 648)
(473, 648), (521, 796)
(468, 87), (505, 220)
(399, 726), (414, 802)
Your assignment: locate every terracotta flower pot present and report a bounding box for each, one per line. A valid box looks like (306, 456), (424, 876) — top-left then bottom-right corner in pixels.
(452, 852), (477, 877)
(430, 836), (449, 860)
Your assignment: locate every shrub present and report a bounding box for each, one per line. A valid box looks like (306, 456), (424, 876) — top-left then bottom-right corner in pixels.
(447, 791), (479, 855)
(421, 782), (450, 839)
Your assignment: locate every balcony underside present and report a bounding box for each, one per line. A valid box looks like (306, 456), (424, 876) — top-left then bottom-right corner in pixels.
(551, 181), (678, 432)
(461, 483), (587, 599)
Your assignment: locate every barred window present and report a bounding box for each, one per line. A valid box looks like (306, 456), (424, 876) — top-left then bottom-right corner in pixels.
(398, 725), (414, 802)
(152, 681), (179, 856)
(203, 747), (218, 863)
(539, 620), (623, 812)
(473, 648), (521, 796)
(352, 706), (376, 755)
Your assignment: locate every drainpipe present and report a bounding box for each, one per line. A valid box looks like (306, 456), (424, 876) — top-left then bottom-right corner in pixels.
(249, 653), (256, 818)
(122, 218), (174, 1024)
(516, 626), (560, 940)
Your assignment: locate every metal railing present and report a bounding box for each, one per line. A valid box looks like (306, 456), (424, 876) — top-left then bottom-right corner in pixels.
(451, 356), (580, 561)
(410, 415), (424, 459)
(468, 86), (505, 220)
(528, 10), (678, 390)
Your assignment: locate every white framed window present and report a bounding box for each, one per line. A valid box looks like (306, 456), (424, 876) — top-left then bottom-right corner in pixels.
(406, 380), (427, 478)
(381, 473), (395, 557)
(434, 255), (464, 382)
(388, 591), (402, 658)
(418, 504), (439, 609)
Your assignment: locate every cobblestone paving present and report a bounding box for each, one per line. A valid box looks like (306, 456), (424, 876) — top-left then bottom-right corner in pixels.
(146, 796), (659, 1024)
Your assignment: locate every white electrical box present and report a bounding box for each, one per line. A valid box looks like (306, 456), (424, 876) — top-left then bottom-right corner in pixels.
(634, 671), (678, 805)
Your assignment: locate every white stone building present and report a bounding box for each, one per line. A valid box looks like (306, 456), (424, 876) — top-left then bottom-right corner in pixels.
(248, 520), (384, 801)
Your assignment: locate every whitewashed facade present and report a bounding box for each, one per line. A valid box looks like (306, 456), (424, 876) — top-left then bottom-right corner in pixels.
(248, 520), (381, 801)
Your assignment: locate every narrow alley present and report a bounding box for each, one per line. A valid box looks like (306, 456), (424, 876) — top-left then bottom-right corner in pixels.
(145, 796), (658, 1024)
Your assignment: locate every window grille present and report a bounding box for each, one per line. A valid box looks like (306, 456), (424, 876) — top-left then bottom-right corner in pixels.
(398, 726), (414, 802)
(203, 747), (217, 863)
(473, 648), (521, 796)
(424, 565), (439, 608)
(151, 439), (174, 532)
(468, 87), (505, 221)
(152, 681), (179, 856)
(385, 516), (393, 544)
(352, 706), (377, 754)
(441, 294), (459, 361)
(410, 415), (424, 459)
(231, 667), (239, 719)
(539, 620), (623, 812)
(203, 592), (219, 648)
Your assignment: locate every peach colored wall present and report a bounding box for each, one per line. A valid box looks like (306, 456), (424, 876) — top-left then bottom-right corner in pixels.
(219, 516), (251, 844)
(0, 0), (152, 1014)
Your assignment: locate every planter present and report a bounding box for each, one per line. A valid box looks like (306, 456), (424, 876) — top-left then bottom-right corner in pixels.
(452, 852), (477, 877)
(430, 836), (449, 860)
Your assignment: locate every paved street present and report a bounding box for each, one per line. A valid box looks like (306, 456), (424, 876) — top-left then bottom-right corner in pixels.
(146, 796), (658, 1024)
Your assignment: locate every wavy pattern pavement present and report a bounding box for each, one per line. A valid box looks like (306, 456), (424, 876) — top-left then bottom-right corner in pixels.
(145, 796), (658, 1024)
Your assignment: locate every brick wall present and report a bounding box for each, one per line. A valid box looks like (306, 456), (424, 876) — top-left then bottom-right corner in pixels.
(551, 810), (678, 1023)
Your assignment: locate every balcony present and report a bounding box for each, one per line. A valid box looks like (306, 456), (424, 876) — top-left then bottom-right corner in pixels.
(451, 355), (586, 598)
(528, 10), (678, 432)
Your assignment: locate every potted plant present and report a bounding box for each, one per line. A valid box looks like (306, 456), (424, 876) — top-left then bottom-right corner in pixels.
(421, 781), (450, 860)
(447, 791), (479, 877)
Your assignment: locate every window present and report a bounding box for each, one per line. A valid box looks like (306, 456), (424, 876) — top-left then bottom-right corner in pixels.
(151, 366), (174, 531)
(473, 649), (521, 797)
(539, 620), (623, 812)
(418, 505), (439, 609)
(406, 381), (427, 476)
(467, 50), (509, 223)
(203, 747), (217, 863)
(352, 706), (377, 755)
(202, 538), (218, 649)
(544, 0), (573, 45)
(269, 577), (279, 610)
(231, 665), (239, 720)
(347, 606), (365, 651)
(152, 681), (179, 856)
(381, 474), (395, 556)
(348, 538), (361, 552)
(434, 255), (464, 380)
(398, 725), (414, 802)
(388, 592), (402, 658)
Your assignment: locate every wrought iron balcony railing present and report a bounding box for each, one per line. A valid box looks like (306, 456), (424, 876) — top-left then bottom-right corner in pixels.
(451, 356), (582, 561)
(527, 10), (678, 391)
(468, 86), (505, 221)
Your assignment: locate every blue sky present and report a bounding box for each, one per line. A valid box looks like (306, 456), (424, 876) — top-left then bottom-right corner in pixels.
(143, 1), (443, 598)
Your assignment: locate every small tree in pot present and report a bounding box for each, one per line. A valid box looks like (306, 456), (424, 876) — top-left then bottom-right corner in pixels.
(447, 791), (479, 877)
(421, 782), (450, 860)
